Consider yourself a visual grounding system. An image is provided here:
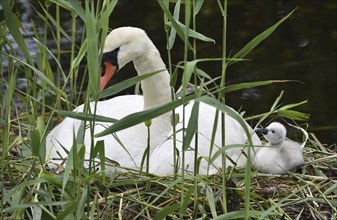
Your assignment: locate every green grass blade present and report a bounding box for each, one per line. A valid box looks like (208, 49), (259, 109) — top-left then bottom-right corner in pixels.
(99, 70), (164, 99)
(205, 184), (217, 218)
(3, 201), (71, 213)
(279, 100), (308, 110)
(5, 54), (66, 98)
(182, 60), (198, 89)
(97, 1), (117, 32)
(224, 80), (286, 93)
(1, 0), (33, 65)
(213, 210), (267, 220)
(182, 100), (199, 151)
(154, 203), (180, 220)
(71, 39), (87, 70)
(157, 0), (190, 47)
(167, 20), (215, 43)
(167, 0), (181, 49)
(85, 3), (99, 98)
(179, 187), (193, 215)
(31, 129), (41, 157)
(56, 110), (117, 123)
(232, 9), (296, 62)
(197, 96), (253, 145)
(276, 109), (310, 121)
(209, 144), (248, 164)
(32, 37), (67, 82)
(95, 94), (196, 137)
(76, 186), (88, 218)
(50, 0), (85, 21)
(194, 0), (204, 15)
(37, 5), (72, 41)
(55, 201), (77, 220)
(62, 147), (75, 197)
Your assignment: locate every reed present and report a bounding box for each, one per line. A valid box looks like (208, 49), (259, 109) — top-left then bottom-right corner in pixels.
(0, 0), (335, 219)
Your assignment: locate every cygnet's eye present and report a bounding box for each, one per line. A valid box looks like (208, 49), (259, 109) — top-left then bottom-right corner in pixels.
(101, 64), (106, 77)
(271, 130), (275, 133)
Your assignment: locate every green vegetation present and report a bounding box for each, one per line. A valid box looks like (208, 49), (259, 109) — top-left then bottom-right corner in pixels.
(0, 0), (336, 219)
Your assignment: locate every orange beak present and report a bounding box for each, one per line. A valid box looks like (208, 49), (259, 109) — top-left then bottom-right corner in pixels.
(100, 61), (118, 92)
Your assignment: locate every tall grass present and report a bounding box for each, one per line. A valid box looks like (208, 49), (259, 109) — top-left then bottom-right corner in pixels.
(0, 0), (336, 219)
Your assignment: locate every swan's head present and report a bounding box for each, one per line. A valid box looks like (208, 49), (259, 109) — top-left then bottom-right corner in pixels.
(100, 27), (153, 91)
(256, 122), (287, 145)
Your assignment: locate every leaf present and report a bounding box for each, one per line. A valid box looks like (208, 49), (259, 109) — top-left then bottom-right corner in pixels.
(62, 131), (76, 196)
(99, 70), (164, 99)
(71, 39), (87, 70)
(232, 9), (296, 62)
(183, 100), (199, 151)
(287, 123), (309, 150)
(224, 80), (283, 93)
(56, 110), (117, 123)
(182, 60), (198, 89)
(6, 54), (66, 98)
(213, 211), (267, 220)
(157, 0), (186, 42)
(209, 144), (248, 164)
(194, 0), (204, 15)
(76, 187), (88, 218)
(1, 0), (33, 65)
(0, 118), (5, 125)
(179, 188), (193, 215)
(195, 68), (212, 80)
(3, 201), (70, 213)
(36, 116), (46, 164)
(154, 203), (180, 220)
(93, 140), (106, 182)
(37, 4), (72, 41)
(85, 1), (100, 98)
(205, 184), (217, 218)
(95, 94), (196, 137)
(97, 1), (118, 30)
(55, 201), (77, 220)
(197, 96), (254, 146)
(167, 0), (181, 49)
(276, 109), (310, 121)
(167, 20), (215, 43)
(33, 37), (67, 80)
(270, 90), (284, 111)
(31, 129), (40, 157)
(40, 174), (62, 187)
(50, 0), (85, 21)
(279, 100), (308, 110)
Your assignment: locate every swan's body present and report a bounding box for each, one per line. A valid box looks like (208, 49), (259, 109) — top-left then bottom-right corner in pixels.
(46, 27), (261, 174)
(149, 103), (261, 175)
(253, 122), (304, 174)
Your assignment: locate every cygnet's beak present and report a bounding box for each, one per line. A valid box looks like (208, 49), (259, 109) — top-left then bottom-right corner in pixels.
(100, 61), (118, 92)
(256, 128), (268, 135)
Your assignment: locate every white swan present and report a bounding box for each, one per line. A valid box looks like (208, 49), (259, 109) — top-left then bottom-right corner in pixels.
(253, 122), (304, 174)
(46, 27), (261, 174)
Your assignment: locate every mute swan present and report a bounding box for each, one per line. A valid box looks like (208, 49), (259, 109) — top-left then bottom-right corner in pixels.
(46, 27), (261, 174)
(253, 122), (304, 174)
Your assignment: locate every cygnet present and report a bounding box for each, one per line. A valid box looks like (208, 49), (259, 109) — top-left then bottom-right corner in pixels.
(253, 122), (304, 174)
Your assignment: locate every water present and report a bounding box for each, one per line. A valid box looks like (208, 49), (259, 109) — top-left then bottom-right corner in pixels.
(2, 0), (336, 145)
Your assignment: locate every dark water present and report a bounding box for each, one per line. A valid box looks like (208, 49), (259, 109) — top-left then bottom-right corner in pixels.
(2, 0), (337, 145)
(111, 0), (337, 145)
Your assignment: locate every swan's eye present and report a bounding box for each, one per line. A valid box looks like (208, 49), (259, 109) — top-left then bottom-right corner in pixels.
(101, 64), (106, 77)
(271, 130), (275, 133)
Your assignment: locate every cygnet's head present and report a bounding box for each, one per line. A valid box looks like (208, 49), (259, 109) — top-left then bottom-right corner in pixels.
(100, 27), (155, 91)
(256, 122), (287, 145)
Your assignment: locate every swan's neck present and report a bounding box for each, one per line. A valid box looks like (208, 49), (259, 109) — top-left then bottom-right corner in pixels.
(132, 49), (172, 151)
(133, 50), (171, 110)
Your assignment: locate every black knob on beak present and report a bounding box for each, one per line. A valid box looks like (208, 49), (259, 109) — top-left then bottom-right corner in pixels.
(256, 128), (268, 135)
